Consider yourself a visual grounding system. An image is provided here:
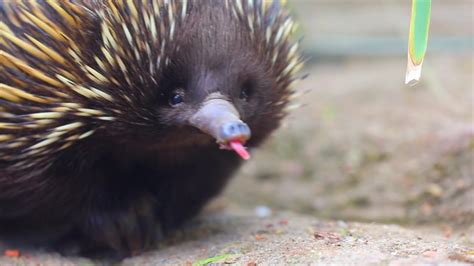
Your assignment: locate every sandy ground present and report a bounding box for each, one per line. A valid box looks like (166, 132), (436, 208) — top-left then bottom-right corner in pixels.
(1, 208), (473, 265)
(127, 209), (474, 265)
(1, 0), (473, 265)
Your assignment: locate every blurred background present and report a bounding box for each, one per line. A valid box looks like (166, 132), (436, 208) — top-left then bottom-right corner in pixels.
(222, 0), (473, 227)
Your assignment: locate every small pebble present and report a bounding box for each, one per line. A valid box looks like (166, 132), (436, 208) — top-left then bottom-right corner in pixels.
(337, 220), (348, 228)
(255, 205), (272, 218)
(422, 250), (438, 258)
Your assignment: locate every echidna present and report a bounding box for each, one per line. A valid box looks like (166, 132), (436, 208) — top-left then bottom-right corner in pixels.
(0, 0), (303, 256)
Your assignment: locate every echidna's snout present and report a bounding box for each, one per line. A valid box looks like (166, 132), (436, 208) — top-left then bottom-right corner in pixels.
(189, 96), (251, 144)
(219, 121), (251, 143)
(189, 94), (251, 159)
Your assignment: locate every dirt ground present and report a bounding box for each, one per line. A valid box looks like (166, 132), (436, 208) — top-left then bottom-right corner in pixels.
(1, 208), (473, 265)
(1, 0), (472, 265)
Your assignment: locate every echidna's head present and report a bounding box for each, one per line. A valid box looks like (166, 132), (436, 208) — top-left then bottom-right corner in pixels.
(90, 0), (304, 159)
(148, 3), (286, 158)
(0, 0), (303, 166)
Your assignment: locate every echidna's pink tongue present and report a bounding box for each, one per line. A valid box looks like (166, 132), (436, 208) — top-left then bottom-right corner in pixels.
(229, 140), (250, 160)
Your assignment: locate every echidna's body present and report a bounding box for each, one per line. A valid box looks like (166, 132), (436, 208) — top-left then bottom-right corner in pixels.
(0, 0), (302, 255)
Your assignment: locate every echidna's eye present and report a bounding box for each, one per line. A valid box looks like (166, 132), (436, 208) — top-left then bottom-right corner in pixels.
(169, 93), (184, 107)
(239, 87), (251, 101)
(240, 80), (255, 101)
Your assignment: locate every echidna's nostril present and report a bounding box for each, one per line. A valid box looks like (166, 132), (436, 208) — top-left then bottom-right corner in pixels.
(238, 124), (250, 134)
(220, 121), (251, 142)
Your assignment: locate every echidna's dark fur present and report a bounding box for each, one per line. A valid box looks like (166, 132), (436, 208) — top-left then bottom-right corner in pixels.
(0, 0), (303, 256)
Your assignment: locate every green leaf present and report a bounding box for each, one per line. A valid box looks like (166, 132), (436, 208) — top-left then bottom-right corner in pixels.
(409, 0), (431, 65)
(192, 254), (234, 266)
(406, 0), (432, 85)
